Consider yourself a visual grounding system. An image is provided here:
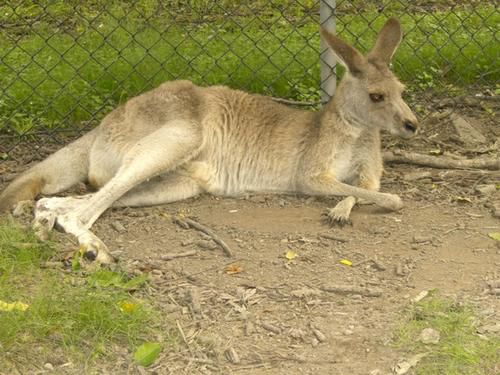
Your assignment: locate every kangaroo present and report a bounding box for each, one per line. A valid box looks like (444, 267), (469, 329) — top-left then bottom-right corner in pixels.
(0, 18), (418, 264)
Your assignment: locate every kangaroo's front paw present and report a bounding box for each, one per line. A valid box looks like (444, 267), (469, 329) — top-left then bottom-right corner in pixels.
(384, 194), (403, 211)
(325, 207), (352, 227)
(324, 197), (357, 227)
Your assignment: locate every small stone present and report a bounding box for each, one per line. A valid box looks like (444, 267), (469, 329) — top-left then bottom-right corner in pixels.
(43, 363), (54, 371)
(290, 287), (321, 298)
(412, 290), (429, 303)
(412, 235), (432, 244)
(288, 328), (306, 340)
(418, 328), (440, 344)
(245, 320), (255, 336)
(403, 171), (432, 181)
(371, 259), (387, 271)
(477, 323), (500, 334)
(342, 329), (353, 336)
(110, 221), (126, 233)
(486, 280), (500, 289)
(450, 113), (486, 145)
(395, 263), (405, 276)
(475, 184), (496, 195)
(311, 337), (319, 347)
(393, 353), (427, 375)
(195, 239), (217, 250)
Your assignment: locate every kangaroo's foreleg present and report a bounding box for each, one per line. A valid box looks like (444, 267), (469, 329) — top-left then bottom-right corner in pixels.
(299, 171), (401, 213)
(326, 169), (382, 225)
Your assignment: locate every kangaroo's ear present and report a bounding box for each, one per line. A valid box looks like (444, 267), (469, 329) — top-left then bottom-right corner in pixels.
(320, 27), (366, 76)
(367, 17), (402, 65)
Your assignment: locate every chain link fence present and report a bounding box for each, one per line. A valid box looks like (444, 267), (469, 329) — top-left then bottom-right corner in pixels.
(0, 0), (498, 160)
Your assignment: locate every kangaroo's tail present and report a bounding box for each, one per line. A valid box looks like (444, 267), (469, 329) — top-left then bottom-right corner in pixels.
(0, 129), (97, 212)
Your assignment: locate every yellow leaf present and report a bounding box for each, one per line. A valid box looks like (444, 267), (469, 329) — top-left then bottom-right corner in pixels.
(119, 301), (139, 313)
(225, 264), (243, 275)
(488, 232), (500, 241)
(339, 259), (353, 266)
(0, 300), (29, 312)
(285, 250), (297, 260)
(428, 149), (442, 155)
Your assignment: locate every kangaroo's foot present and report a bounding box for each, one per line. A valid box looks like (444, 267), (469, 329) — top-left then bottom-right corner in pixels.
(32, 195), (115, 265)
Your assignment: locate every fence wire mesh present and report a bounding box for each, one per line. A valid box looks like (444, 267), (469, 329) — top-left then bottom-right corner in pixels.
(0, 1), (498, 160)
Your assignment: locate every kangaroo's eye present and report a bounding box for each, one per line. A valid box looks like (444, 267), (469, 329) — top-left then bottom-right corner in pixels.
(369, 93), (384, 103)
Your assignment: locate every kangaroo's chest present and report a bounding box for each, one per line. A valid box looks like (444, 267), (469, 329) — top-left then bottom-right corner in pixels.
(329, 145), (360, 183)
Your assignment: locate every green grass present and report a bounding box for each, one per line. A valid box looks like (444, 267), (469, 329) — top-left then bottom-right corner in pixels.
(0, 219), (172, 371)
(0, 1), (497, 135)
(394, 293), (500, 375)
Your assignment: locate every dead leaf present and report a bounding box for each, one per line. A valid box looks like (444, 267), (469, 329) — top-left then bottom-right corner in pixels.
(285, 250), (297, 260)
(225, 264), (243, 275)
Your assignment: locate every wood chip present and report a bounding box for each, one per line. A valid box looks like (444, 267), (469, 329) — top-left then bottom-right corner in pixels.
(412, 290), (429, 303)
(261, 321), (281, 334)
(224, 347), (240, 364)
(188, 287), (202, 315)
(312, 328), (326, 343)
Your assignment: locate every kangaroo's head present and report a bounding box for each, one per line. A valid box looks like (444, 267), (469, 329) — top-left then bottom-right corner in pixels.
(321, 18), (418, 138)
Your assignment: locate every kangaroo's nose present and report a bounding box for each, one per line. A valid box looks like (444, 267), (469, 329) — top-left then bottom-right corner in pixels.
(403, 120), (418, 134)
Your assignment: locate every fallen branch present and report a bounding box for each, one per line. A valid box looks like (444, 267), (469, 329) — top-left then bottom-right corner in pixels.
(160, 250), (197, 261)
(384, 150), (500, 170)
(321, 284), (382, 297)
(173, 216), (234, 257)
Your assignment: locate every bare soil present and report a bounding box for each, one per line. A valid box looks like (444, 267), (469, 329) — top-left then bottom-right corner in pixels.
(0, 95), (499, 374)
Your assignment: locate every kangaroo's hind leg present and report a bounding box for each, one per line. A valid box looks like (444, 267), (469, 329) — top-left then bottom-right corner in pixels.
(113, 173), (203, 207)
(33, 120), (203, 263)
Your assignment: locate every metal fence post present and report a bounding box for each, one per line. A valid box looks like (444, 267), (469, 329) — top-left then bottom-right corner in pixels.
(320, 0), (336, 104)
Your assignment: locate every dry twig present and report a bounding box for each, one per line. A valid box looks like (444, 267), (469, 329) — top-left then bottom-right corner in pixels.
(321, 284), (382, 297)
(384, 150), (500, 170)
(173, 216), (234, 257)
(160, 250), (197, 261)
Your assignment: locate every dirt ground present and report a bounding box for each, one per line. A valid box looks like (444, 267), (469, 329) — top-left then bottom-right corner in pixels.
(0, 94), (499, 374)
